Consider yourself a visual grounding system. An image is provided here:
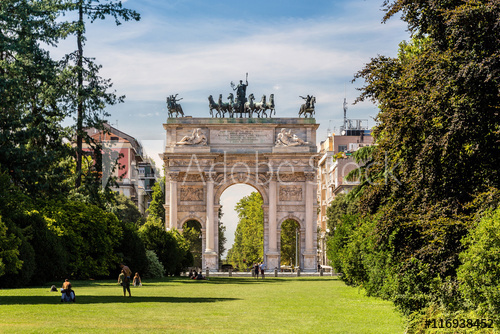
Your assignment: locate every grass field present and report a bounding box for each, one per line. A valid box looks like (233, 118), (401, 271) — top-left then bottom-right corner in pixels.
(0, 276), (404, 333)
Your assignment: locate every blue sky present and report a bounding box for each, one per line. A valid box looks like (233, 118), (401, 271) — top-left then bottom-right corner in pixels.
(54, 0), (411, 253)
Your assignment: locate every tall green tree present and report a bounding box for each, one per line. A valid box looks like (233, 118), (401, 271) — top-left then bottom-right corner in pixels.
(58, 0), (140, 188)
(344, 0), (500, 315)
(280, 219), (299, 266)
(227, 192), (263, 268)
(182, 220), (202, 268)
(147, 177), (165, 224)
(0, 0), (73, 196)
(218, 207), (227, 264)
(42, 200), (123, 279)
(0, 217), (22, 278)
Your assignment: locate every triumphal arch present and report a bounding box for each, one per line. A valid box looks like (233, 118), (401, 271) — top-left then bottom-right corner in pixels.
(162, 82), (319, 271)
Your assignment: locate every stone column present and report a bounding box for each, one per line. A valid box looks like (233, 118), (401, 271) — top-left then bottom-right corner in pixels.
(205, 179), (214, 252)
(303, 172), (316, 271)
(204, 173), (217, 269)
(269, 176), (277, 252)
(168, 172), (179, 230)
(266, 173), (280, 270)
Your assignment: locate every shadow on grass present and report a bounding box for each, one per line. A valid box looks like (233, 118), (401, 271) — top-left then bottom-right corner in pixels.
(0, 295), (239, 305)
(47, 277), (290, 287)
(172, 277), (286, 285)
(40, 276), (338, 290)
(171, 277), (339, 284)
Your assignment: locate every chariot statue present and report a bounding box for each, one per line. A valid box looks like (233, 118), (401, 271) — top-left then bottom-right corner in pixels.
(167, 94), (184, 118)
(230, 73), (249, 117)
(208, 74), (277, 118)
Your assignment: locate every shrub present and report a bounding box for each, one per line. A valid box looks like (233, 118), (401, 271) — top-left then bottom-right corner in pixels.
(458, 207), (500, 325)
(115, 221), (148, 278)
(143, 250), (165, 279)
(140, 218), (192, 275)
(43, 200), (122, 279)
(23, 211), (68, 285)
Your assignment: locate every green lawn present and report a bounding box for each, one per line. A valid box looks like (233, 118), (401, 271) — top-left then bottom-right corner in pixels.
(0, 276), (404, 333)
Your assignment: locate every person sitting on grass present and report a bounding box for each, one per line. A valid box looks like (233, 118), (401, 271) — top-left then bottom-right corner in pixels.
(133, 272), (142, 287)
(61, 283), (75, 302)
(195, 272), (207, 280)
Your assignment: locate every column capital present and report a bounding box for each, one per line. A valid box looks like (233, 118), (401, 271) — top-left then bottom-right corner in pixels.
(203, 171), (216, 182)
(304, 171), (316, 182)
(266, 171), (278, 182)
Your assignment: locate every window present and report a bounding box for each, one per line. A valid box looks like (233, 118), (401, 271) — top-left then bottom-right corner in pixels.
(338, 145), (347, 152)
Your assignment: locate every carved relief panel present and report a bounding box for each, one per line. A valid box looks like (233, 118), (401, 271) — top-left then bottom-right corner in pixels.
(279, 185), (303, 201)
(180, 186), (204, 202)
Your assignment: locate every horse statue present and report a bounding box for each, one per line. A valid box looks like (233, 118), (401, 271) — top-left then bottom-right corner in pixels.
(228, 93), (246, 117)
(208, 95), (219, 117)
(253, 95), (267, 118)
(244, 93), (256, 118)
(167, 94), (184, 118)
(218, 94), (232, 118)
(262, 93), (275, 118)
(298, 95), (316, 118)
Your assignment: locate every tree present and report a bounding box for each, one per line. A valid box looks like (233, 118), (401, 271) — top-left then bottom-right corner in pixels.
(143, 250), (165, 278)
(0, 217), (22, 278)
(109, 193), (144, 225)
(227, 192), (263, 268)
(182, 220), (202, 268)
(139, 218), (192, 275)
(58, 0), (140, 188)
(280, 219), (299, 266)
(42, 200), (122, 279)
(458, 206), (500, 322)
(114, 220), (148, 279)
(0, 0), (74, 197)
(19, 211), (68, 285)
(218, 207), (227, 264)
(346, 0), (500, 315)
(147, 177), (165, 224)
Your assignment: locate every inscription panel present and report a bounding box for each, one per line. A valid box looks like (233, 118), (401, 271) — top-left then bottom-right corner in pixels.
(210, 129), (273, 145)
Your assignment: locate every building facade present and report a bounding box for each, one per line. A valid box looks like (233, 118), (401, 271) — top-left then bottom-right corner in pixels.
(83, 122), (158, 215)
(316, 120), (373, 266)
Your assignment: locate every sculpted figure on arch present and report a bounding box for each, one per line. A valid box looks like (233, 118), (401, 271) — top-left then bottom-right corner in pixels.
(275, 128), (308, 147)
(231, 73), (249, 106)
(177, 128), (207, 146)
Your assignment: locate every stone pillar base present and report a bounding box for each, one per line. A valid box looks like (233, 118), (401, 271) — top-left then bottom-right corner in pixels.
(266, 253), (280, 271)
(203, 252), (218, 271)
(303, 253), (317, 272)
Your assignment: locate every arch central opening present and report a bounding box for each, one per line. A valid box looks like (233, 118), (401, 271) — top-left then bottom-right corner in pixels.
(219, 184), (264, 271)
